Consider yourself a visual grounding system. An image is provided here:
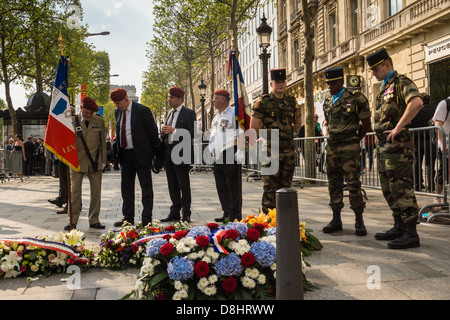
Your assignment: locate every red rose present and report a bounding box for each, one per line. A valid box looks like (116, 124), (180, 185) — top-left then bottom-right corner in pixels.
(241, 252), (256, 267)
(162, 234), (172, 241)
(246, 228), (260, 241)
(252, 223), (265, 233)
(173, 230), (187, 240)
(126, 230), (138, 239)
(207, 223), (219, 232)
(196, 235), (210, 248)
(165, 225), (176, 232)
(194, 261), (210, 278)
(222, 277), (238, 294)
(131, 244), (139, 253)
(160, 243), (174, 256)
(224, 229), (239, 240)
(154, 292), (167, 300)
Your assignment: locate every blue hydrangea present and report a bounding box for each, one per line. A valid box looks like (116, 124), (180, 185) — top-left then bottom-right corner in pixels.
(250, 241), (276, 267)
(146, 238), (167, 257)
(167, 256), (194, 281)
(224, 222), (248, 239)
(266, 227), (276, 236)
(186, 226), (211, 239)
(213, 252), (244, 277)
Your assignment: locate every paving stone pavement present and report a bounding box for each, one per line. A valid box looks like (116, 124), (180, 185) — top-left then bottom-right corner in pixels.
(1, 169), (450, 300)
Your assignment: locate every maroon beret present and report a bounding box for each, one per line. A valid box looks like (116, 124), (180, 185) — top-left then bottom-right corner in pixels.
(169, 87), (184, 98)
(214, 89), (230, 97)
(82, 96), (99, 112)
(110, 88), (127, 101)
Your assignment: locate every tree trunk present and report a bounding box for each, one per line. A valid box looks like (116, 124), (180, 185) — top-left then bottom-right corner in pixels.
(301, 0), (316, 179)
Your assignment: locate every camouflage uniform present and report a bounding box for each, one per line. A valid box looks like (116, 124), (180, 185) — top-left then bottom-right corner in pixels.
(323, 89), (371, 214)
(375, 71), (422, 223)
(251, 92), (300, 213)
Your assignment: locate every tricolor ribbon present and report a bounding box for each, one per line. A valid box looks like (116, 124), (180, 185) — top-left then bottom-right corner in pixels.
(131, 231), (175, 247)
(0, 237), (88, 264)
(209, 228), (229, 255)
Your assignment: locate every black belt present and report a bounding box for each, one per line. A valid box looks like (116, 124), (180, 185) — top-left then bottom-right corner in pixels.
(120, 148), (134, 152)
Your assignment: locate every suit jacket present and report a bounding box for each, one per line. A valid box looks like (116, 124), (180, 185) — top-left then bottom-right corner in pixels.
(163, 105), (196, 165)
(115, 101), (159, 167)
(73, 113), (107, 173)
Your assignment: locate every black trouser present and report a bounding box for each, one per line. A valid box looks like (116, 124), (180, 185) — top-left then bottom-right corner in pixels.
(213, 162), (242, 221)
(164, 146), (191, 218)
(120, 148), (154, 222)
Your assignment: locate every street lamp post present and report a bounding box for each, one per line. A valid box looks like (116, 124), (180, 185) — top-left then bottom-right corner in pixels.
(198, 79), (207, 133)
(86, 31), (110, 37)
(256, 14), (273, 95)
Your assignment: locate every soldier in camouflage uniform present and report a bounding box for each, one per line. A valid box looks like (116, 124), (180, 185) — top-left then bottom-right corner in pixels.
(367, 48), (423, 249)
(250, 69), (302, 213)
(322, 67), (372, 236)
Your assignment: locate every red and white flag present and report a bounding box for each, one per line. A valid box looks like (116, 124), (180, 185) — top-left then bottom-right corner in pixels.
(43, 56), (79, 171)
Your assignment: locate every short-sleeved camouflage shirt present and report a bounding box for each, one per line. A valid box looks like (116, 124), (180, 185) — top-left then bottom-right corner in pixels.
(251, 93), (300, 148)
(374, 71), (422, 149)
(323, 89), (371, 142)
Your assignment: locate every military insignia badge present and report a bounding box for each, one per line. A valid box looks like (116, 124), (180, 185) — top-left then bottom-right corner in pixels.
(220, 119), (229, 132)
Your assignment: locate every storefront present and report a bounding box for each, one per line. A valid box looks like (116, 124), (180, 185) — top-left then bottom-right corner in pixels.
(426, 35), (450, 104)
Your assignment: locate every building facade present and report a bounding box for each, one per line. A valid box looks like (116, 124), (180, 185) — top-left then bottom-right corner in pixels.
(278, 0), (450, 124)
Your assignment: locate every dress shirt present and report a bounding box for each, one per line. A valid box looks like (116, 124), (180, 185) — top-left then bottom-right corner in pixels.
(120, 100), (133, 149)
(208, 106), (243, 158)
(167, 105), (183, 144)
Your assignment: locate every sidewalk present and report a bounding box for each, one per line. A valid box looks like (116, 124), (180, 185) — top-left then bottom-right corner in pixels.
(1, 169), (450, 300)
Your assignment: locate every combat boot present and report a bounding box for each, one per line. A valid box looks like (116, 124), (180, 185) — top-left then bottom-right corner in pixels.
(374, 215), (404, 240)
(387, 219), (420, 249)
(354, 211), (367, 236)
(322, 209), (343, 233)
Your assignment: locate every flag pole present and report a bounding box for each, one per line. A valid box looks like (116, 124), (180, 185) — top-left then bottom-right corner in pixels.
(58, 31), (73, 231)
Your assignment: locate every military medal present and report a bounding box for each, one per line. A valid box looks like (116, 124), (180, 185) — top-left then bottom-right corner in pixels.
(220, 119), (229, 132)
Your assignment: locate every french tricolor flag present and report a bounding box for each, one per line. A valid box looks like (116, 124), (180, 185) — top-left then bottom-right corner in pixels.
(43, 56), (79, 172)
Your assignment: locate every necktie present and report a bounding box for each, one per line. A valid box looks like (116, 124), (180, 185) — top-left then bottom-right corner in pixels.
(121, 110), (127, 148)
(168, 109), (177, 126)
(165, 109), (177, 146)
(84, 120), (89, 128)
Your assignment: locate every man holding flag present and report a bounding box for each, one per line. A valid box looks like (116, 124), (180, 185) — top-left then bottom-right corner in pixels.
(44, 54), (80, 230)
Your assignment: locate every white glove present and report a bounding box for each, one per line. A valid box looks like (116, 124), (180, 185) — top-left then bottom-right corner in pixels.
(235, 149), (245, 164)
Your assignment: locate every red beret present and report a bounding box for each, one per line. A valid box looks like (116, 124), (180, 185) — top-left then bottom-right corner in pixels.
(110, 88), (127, 101)
(214, 89), (230, 97)
(169, 87), (184, 98)
(82, 96), (99, 112)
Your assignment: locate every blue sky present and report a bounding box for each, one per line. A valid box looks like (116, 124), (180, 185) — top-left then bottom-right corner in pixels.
(0, 0), (154, 108)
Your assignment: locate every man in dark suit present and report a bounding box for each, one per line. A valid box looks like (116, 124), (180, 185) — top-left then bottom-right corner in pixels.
(160, 87), (196, 223)
(23, 136), (35, 176)
(111, 88), (160, 227)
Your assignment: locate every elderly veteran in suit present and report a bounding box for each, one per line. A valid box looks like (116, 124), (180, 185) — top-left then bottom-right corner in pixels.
(65, 97), (107, 230)
(111, 88), (160, 228)
(160, 87), (196, 223)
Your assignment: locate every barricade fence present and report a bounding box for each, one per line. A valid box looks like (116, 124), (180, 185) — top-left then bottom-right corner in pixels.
(0, 149), (24, 182)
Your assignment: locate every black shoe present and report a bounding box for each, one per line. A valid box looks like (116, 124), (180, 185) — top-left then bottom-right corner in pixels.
(375, 216), (404, 240)
(322, 210), (342, 233)
(215, 216), (226, 222)
(355, 212), (367, 236)
(182, 215), (191, 223)
(387, 220), (420, 249)
(114, 218), (134, 227)
(90, 222), (105, 229)
(56, 207), (68, 214)
(142, 217), (152, 227)
(64, 224), (76, 231)
(161, 215), (180, 222)
(48, 198), (64, 208)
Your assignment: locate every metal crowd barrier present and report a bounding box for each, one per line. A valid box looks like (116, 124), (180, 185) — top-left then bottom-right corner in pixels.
(256, 127), (449, 223)
(0, 149), (24, 182)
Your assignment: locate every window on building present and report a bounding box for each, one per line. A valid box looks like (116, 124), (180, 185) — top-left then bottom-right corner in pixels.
(388, 0), (402, 16)
(281, 0), (286, 22)
(294, 39), (300, 69)
(281, 48), (287, 68)
(351, 0), (358, 36)
(329, 12), (337, 48)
